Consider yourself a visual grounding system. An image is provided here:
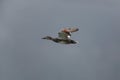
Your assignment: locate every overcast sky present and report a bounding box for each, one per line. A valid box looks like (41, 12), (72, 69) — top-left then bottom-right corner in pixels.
(0, 0), (120, 80)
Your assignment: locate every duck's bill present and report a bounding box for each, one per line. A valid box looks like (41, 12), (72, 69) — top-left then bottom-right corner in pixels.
(42, 37), (46, 39)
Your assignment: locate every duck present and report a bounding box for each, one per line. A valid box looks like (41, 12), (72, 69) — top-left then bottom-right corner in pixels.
(42, 36), (77, 44)
(42, 27), (79, 44)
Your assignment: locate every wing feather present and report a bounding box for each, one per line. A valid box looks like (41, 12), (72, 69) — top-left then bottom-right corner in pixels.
(61, 27), (79, 33)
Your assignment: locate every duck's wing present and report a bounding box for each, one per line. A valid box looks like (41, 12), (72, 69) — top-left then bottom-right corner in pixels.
(58, 27), (79, 39)
(58, 31), (70, 39)
(61, 27), (79, 33)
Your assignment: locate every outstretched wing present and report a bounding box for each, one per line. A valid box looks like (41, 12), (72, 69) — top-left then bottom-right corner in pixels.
(61, 27), (79, 33)
(58, 27), (79, 39)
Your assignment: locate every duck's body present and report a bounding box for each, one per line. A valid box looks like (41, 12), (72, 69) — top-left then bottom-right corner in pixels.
(42, 27), (79, 44)
(42, 36), (77, 44)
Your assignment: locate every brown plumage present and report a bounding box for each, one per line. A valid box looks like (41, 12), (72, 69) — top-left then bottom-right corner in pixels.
(61, 27), (79, 33)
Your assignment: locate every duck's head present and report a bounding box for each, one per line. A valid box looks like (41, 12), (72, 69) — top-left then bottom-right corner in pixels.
(42, 36), (53, 40)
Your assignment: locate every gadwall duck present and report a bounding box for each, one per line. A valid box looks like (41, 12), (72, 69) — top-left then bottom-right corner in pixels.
(42, 27), (79, 44)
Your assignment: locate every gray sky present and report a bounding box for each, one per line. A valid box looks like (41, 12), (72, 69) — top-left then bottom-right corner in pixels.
(0, 0), (120, 80)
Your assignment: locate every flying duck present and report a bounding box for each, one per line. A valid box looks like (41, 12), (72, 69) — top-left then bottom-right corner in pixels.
(42, 27), (79, 44)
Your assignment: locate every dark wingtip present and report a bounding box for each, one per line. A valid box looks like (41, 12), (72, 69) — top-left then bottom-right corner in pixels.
(76, 28), (79, 31)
